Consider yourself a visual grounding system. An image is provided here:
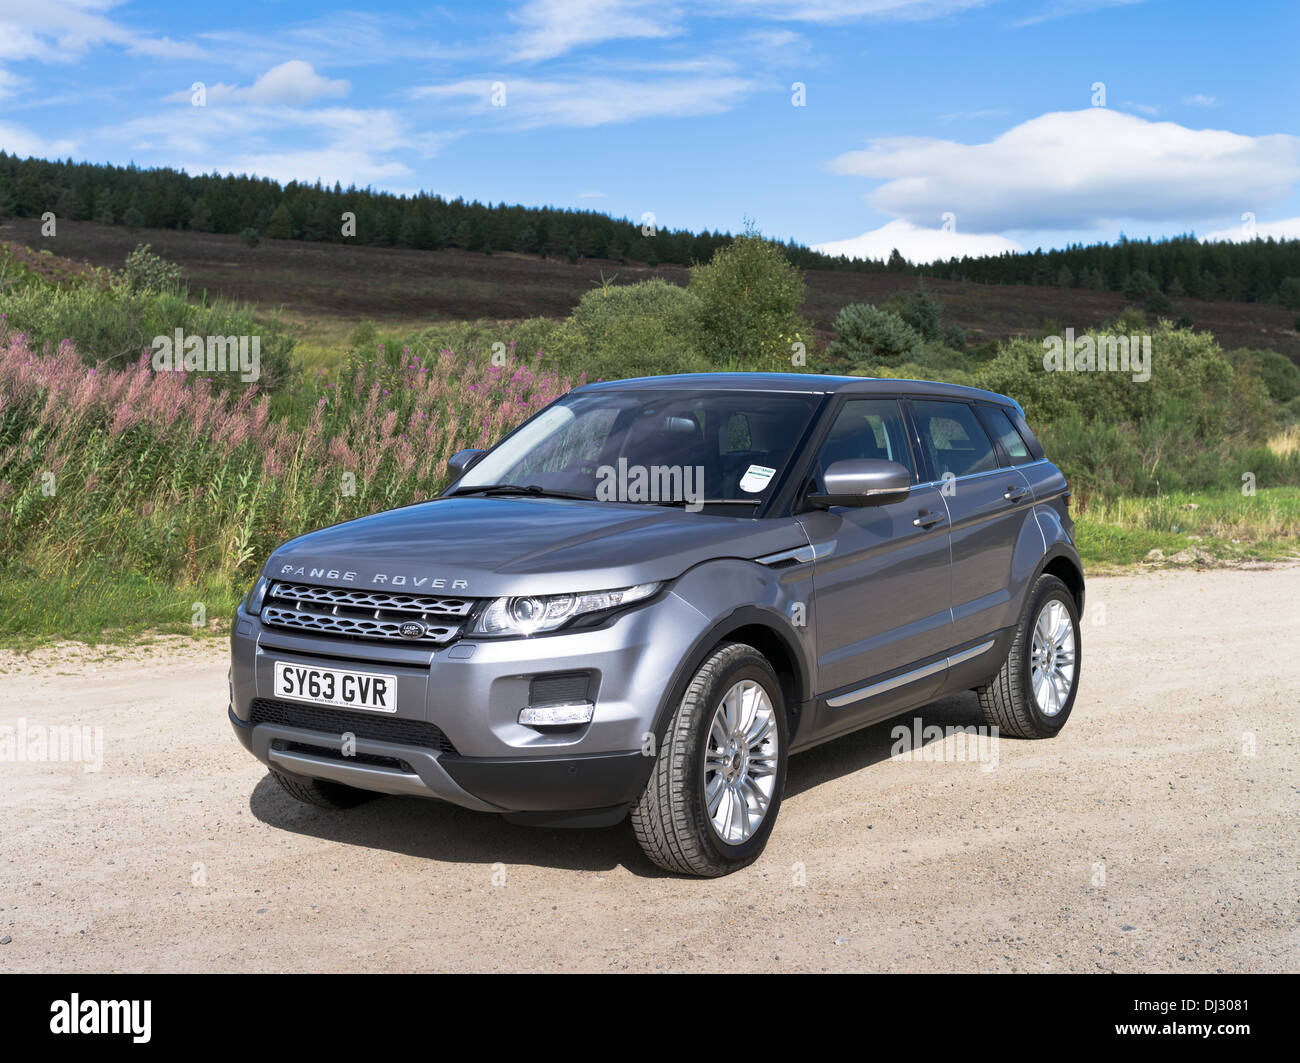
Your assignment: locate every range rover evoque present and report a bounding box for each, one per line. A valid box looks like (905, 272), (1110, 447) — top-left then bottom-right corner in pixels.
(230, 373), (1084, 876)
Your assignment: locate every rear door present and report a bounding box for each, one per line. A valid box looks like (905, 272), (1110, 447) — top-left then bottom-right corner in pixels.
(979, 402), (1071, 514)
(910, 398), (1032, 648)
(799, 397), (953, 701)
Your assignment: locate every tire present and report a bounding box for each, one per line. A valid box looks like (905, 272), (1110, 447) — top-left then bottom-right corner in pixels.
(977, 574), (1081, 739)
(271, 769), (380, 809)
(631, 642), (789, 877)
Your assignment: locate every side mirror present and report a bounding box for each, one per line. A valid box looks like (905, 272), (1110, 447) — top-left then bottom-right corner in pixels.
(448, 448), (486, 477)
(807, 459), (911, 508)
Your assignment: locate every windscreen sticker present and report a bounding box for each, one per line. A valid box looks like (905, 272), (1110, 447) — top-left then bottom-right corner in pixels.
(739, 464), (776, 493)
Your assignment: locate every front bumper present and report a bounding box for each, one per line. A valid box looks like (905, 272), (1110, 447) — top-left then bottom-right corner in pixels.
(229, 591), (705, 819)
(229, 706), (649, 823)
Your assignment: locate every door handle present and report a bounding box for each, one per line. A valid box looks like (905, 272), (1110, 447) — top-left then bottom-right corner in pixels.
(1003, 486), (1027, 502)
(913, 511), (944, 528)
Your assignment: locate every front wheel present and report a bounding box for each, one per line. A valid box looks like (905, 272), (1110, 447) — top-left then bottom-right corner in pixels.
(631, 642), (789, 877)
(977, 574), (1081, 738)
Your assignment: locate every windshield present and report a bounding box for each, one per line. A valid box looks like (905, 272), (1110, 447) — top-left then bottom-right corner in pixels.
(454, 388), (822, 508)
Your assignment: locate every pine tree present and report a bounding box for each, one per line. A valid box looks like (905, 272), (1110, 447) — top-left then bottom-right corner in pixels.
(92, 188), (116, 225)
(189, 198), (212, 232)
(266, 202), (292, 239)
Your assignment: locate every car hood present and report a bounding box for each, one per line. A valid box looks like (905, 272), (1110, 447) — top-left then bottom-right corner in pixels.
(265, 495), (809, 598)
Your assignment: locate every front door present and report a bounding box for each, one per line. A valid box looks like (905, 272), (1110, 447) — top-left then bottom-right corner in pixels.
(800, 398), (953, 705)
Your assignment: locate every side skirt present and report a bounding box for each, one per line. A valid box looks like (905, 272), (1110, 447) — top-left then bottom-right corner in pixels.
(791, 629), (1014, 754)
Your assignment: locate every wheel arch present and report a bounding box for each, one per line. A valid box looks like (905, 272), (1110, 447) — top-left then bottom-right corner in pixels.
(1036, 546), (1086, 615)
(650, 606), (812, 748)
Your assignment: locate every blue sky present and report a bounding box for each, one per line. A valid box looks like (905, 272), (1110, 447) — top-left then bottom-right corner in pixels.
(1, 0), (1298, 261)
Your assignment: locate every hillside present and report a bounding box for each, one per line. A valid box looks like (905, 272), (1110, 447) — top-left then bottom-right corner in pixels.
(3, 216), (1298, 360)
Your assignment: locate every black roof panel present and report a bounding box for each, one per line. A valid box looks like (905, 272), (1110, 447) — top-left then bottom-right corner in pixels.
(577, 372), (1017, 407)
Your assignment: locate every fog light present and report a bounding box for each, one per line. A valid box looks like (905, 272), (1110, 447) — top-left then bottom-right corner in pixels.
(518, 702), (594, 726)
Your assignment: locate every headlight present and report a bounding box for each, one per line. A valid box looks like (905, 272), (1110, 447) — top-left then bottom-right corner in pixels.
(472, 582), (660, 636)
(244, 575), (270, 616)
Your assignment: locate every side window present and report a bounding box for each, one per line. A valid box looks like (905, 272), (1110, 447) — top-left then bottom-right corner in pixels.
(911, 400), (998, 480)
(815, 399), (915, 485)
(982, 406), (1032, 463)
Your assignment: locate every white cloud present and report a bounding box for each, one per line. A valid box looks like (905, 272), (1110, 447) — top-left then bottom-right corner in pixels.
(828, 108), (1300, 231)
(239, 60), (349, 105)
(503, 0), (991, 61)
(0, 120), (76, 158)
(412, 75), (756, 128)
(814, 219), (1022, 263)
(710, 0), (991, 22)
(1013, 0), (1150, 27)
(1184, 94), (1217, 107)
(103, 102), (437, 189)
(196, 12), (457, 72)
(1202, 217), (1300, 242)
(0, 67), (26, 99)
(508, 0), (683, 62)
(0, 0), (203, 62)
(165, 61), (349, 106)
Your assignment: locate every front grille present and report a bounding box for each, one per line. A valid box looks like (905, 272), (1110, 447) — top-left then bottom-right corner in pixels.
(529, 671), (592, 706)
(250, 698), (458, 755)
(260, 581), (476, 645)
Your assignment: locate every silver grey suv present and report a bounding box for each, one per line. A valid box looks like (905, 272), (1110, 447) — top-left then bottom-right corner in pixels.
(229, 373), (1083, 876)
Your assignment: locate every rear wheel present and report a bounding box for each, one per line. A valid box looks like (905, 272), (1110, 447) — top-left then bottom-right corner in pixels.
(631, 642), (789, 877)
(271, 769), (380, 809)
(977, 574), (1081, 738)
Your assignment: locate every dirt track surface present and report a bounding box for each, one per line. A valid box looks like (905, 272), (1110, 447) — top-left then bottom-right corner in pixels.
(1, 567), (1296, 973)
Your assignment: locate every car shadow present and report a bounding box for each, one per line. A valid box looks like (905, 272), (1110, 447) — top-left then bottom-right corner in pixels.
(784, 689), (987, 800)
(248, 689), (989, 876)
(248, 772), (653, 875)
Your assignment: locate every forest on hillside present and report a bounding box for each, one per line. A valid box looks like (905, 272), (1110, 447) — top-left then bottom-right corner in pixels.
(2, 152), (1299, 308)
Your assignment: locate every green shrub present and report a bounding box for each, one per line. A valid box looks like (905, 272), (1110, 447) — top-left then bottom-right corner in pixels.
(1039, 400), (1299, 497)
(121, 243), (183, 294)
(828, 303), (922, 368)
(975, 322), (1248, 428)
(1144, 290), (1172, 314)
(688, 231), (807, 368)
(0, 280), (297, 390)
(1226, 347), (1300, 403)
(890, 289), (944, 342)
(559, 278), (707, 379)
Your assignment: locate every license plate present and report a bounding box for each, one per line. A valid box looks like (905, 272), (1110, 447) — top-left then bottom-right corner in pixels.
(273, 662), (398, 713)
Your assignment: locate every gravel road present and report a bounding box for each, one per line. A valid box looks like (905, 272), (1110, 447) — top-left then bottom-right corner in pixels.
(1, 567), (1296, 972)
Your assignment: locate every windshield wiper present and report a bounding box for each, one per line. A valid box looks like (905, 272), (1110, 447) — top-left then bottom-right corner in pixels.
(647, 498), (764, 507)
(450, 483), (596, 501)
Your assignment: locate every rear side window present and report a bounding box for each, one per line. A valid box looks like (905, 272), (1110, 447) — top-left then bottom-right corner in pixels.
(982, 406), (1032, 463)
(911, 400), (998, 480)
